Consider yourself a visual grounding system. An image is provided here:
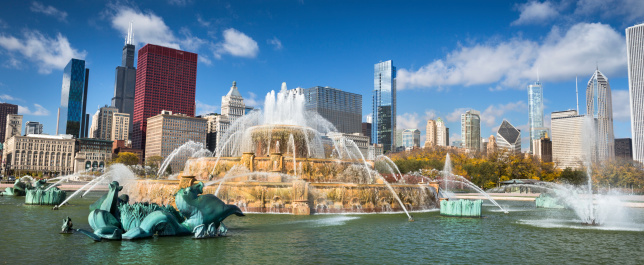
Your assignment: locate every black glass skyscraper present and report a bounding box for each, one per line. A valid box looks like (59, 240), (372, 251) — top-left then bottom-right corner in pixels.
(57, 58), (89, 138)
(112, 24), (136, 139)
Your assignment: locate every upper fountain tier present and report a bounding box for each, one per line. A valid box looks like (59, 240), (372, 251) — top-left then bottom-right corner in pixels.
(215, 83), (339, 158)
(263, 83), (307, 126)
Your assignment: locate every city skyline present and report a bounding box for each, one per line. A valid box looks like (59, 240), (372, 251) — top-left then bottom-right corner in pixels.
(0, 1), (638, 152)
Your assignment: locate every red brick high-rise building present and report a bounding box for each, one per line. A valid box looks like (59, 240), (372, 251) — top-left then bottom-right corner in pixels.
(132, 44), (198, 152)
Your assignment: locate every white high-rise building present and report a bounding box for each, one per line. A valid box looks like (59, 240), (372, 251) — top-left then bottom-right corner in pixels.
(586, 69), (615, 162)
(551, 110), (585, 169)
(221, 81), (245, 124)
(436, 117), (449, 146)
(627, 24), (644, 164)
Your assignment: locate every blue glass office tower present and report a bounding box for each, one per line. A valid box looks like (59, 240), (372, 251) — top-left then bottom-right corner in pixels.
(57, 58), (89, 138)
(528, 81), (547, 153)
(372, 60), (396, 153)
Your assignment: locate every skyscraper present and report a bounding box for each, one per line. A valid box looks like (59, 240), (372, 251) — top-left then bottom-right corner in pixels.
(586, 69), (615, 161)
(551, 110), (585, 169)
(496, 120), (521, 154)
(303, 86), (362, 134)
(626, 23), (644, 164)
(615, 138), (633, 160)
(145, 110), (206, 173)
(57, 58), (89, 138)
(132, 44), (198, 151)
(111, 112), (130, 141)
(402, 129), (420, 148)
(221, 81), (246, 124)
(112, 23), (136, 138)
(0, 103), (18, 142)
(461, 109), (481, 152)
(528, 81), (547, 153)
(425, 119), (436, 148)
(90, 105), (119, 140)
(436, 117), (449, 147)
(372, 60), (396, 152)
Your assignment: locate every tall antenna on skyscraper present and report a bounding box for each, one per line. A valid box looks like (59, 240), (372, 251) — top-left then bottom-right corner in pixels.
(576, 75), (579, 113)
(537, 65), (540, 83)
(126, 21), (133, 45)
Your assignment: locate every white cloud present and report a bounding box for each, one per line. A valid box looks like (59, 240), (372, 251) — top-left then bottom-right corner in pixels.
(198, 54), (212, 65)
(18, 103), (49, 116)
(612, 90), (630, 122)
(397, 23), (626, 90)
(168, 0), (191, 6)
(446, 108), (469, 122)
(397, 112), (422, 130)
(110, 6), (180, 49)
(214, 28), (259, 58)
(0, 30), (86, 74)
(4, 57), (22, 69)
(481, 101), (528, 127)
(195, 100), (219, 116)
(197, 15), (210, 27)
(30, 2), (68, 22)
(512, 1), (558, 26)
(424, 110), (437, 121)
(575, 0), (644, 23)
(244, 91), (262, 108)
(268, 37), (283, 50)
(178, 27), (207, 52)
(0, 94), (19, 101)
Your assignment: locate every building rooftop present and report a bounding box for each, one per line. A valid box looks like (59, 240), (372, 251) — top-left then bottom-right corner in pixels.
(226, 81), (242, 98)
(24, 134), (74, 140)
(497, 120), (520, 144)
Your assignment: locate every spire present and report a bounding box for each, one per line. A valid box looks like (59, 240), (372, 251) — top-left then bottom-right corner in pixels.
(576, 75), (579, 113)
(126, 21), (133, 45)
(226, 81), (242, 97)
(537, 65), (540, 82)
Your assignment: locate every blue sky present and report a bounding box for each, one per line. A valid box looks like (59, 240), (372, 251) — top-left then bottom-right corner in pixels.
(0, 0), (641, 151)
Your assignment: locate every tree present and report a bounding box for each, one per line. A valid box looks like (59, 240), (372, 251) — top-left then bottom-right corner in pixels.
(559, 167), (586, 185)
(165, 165), (173, 175)
(113, 152), (139, 166)
(146, 156), (164, 169)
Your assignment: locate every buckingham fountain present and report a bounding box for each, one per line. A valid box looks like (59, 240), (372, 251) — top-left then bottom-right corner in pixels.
(137, 83), (443, 219)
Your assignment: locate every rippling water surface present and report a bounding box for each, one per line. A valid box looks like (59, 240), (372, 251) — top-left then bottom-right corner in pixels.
(2, 194), (643, 264)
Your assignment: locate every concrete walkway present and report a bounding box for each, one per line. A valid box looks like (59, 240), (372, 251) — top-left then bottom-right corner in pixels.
(453, 193), (644, 208)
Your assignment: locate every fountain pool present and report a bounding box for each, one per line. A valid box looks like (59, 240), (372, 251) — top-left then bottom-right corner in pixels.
(2, 195), (644, 264)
